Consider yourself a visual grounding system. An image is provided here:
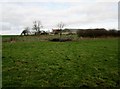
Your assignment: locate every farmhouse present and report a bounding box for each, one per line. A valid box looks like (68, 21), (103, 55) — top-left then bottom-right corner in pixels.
(52, 28), (78, 35)
(64, 28), (78, 35)
(52, 29), (61, 34)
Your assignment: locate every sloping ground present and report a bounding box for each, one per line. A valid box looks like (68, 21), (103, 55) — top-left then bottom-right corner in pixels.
(2, 38), (119, 88)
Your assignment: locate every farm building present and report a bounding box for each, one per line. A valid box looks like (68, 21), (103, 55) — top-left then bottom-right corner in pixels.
(52, 29), (61, 34)
(52, 28), (78, 35)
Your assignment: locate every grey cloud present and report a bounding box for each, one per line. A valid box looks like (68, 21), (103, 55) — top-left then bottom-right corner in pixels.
(1, 1), (118, 35)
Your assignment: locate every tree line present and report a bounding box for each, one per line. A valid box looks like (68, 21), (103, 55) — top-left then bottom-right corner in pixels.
(21, 21), (65, 36)
(77, 28), (120, 37)
(21, 20), (119, 38)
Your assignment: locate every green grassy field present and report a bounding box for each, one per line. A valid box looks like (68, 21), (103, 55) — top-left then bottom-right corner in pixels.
(2, 36), (119, 88)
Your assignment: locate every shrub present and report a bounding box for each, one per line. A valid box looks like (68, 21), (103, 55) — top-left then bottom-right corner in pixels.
(49, 38), (72, 42)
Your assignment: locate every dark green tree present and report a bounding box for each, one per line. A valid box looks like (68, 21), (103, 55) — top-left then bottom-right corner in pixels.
(21, 27), (30, 36)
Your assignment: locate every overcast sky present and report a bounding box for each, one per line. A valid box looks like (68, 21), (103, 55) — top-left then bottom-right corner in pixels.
(0, 0), (119, 35)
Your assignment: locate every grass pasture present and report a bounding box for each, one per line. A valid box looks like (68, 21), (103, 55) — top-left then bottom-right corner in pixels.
(2, 36), (119, 88)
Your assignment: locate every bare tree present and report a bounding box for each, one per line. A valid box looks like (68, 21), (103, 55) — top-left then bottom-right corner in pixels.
(57, 22), (65, 37)
(33, 21), (37, 32)
(32, 21), (43, 35)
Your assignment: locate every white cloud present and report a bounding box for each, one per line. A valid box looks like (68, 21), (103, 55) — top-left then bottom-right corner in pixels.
(0, 0), (119, 2)
(1, 1), (118, 35)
